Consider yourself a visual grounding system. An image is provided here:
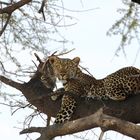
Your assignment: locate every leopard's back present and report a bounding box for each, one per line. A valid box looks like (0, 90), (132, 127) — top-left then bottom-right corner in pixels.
(106, 66), (140, 78)
(104, 66), (140, 100)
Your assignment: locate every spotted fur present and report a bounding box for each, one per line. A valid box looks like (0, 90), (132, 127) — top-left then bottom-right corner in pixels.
(47, 55), (140, 123)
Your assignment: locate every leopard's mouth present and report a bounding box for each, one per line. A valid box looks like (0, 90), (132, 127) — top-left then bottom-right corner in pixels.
(61, 79), (67, 84)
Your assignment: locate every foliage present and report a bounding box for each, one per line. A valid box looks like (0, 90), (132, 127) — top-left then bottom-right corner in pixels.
(0, 0), (75, 78)
(107, 1), (140, 56)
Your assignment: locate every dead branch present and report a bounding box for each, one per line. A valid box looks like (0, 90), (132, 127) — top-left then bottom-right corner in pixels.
(20, 108), (140, 140)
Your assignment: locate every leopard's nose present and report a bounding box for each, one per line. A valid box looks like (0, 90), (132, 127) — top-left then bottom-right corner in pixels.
(59, 74), (67, 80)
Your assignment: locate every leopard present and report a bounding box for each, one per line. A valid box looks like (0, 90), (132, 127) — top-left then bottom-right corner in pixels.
(46, 55), (140, 123)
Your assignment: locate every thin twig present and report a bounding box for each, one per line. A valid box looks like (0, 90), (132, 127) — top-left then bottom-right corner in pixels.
(0, 1), (10, 5)
(49, 4), (99, 13)
(98, 130), (104, 140)
(41, 49), (75, 72)
(38, 0), (47, 21)
(0, 61), (24, 76)
(79, 65), (93, 76)
(12, 103), (31, 115)
(55, 48), (75, 56)
(32, 60), (38, 69)
(0, 13), (11, 36)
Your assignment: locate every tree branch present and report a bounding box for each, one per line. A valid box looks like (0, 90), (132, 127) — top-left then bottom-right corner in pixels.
(0, 0), (32, 35)
(20, 127), (44, 134)
(38, 0), (47, 21)
(0, 13), (11, 36)
(0, 75), (23, 91)
(0, 0), (32, 14)
(20, 108), (140, 140)
(1, 62), (140, 140)
(132, 0), (140, 5)
(0, 1), (11, 5)
(1, 73), (140, 124)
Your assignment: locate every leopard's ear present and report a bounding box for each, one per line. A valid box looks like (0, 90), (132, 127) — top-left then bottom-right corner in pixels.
(49, 57), (54, 64)
(72, 57), (80, 65)
(48, 56), (58, 64)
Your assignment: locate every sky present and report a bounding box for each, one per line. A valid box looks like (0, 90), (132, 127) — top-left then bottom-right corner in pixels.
(0, 0), (139, 140)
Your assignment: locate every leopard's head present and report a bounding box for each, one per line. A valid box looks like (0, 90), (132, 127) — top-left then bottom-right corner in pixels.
(48, 56), (80, 83)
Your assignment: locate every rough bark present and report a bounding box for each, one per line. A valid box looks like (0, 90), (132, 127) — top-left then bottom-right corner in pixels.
(20, 109), (140, 140)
